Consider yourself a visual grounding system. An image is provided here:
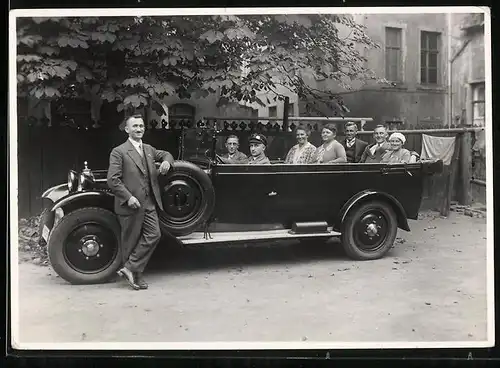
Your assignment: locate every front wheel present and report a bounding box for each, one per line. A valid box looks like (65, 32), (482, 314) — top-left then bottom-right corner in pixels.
(48, 207), (122, 284)
(341, 200), (398, 260)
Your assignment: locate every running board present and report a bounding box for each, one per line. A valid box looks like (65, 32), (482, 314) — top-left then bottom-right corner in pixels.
(178, 228), (341, 245)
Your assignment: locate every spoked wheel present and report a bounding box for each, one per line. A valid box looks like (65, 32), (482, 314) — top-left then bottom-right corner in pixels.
(341, 200), (398, 260)
(48, 207), (122, 284)
(158, 160), (215, 237)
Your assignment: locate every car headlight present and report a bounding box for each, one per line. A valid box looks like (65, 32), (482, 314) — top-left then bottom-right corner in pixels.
(67, 170), (78, 193)
(77, 171), (95, 191)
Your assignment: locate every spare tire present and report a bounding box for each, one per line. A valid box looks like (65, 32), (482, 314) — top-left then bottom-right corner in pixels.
(157, 160), (215, 237)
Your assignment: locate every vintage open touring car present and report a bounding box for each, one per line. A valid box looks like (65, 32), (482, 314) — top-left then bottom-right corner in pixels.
(38, 124), (443, 285)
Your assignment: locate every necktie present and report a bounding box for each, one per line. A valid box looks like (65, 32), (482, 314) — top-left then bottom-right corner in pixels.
(138, 144), (143, 157)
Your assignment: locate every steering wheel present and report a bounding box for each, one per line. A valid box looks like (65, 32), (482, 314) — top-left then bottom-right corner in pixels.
(215, 154), (225, 164)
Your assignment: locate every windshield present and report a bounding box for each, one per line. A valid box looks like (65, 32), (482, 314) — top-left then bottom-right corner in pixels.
(182, 128), (216, 161)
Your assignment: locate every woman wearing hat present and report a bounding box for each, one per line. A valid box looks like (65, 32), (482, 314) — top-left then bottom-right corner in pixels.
(284, 125), (317, 164)
(380, 132), (412, 164)
(312, 123), (347, 164)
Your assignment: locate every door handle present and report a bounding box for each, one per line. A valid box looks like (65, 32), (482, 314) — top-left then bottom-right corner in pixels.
(268, 191), (277, 197)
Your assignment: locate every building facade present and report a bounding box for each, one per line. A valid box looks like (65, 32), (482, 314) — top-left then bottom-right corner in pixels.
(448, 12), (485, 128)
(448, 12), (486, 203)
(299, 13), (450, 130)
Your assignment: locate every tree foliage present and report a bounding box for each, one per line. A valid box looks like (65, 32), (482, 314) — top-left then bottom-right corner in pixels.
(16, 14), (381, 122)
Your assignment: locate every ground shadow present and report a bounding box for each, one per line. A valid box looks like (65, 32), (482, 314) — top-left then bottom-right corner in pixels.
(146, 236), (349, 275)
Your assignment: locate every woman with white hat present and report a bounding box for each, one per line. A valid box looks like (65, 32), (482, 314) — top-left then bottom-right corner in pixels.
(380, 132), (412, 164)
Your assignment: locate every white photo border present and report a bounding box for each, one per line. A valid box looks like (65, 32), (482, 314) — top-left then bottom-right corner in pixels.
(8, 5), (494, 351)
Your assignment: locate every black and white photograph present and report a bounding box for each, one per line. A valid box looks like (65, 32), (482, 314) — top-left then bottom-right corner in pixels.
(9, 6), (493, 350)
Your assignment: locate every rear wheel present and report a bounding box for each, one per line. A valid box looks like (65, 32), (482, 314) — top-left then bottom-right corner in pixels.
(48, 207), (122, 284)
(341, 200), (398, 260)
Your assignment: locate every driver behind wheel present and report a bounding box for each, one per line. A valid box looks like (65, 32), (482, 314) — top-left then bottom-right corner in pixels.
(219, 135), (248, 164)
(247, 133), (271, 165)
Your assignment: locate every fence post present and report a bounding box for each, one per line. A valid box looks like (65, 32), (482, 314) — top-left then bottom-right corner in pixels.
(283, 97), (289, 132)
(440, 135), (460, 217)
(458, 132), (472, 205)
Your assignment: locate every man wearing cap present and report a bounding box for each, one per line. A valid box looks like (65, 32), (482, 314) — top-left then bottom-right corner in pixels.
(247, 133), (271, 165)
(342, 121), (368, 163)
(359, 125), (392, 163)
(219, 135), (248, 164)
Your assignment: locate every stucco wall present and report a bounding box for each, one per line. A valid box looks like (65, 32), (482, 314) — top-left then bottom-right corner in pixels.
(449, 13), (485, 126)
(300, 14), (449, 128)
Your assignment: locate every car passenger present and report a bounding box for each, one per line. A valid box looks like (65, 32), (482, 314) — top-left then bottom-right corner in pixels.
(312, 123), (347, 164)
(342, 121), (368, 163)
(247, 133), (271, 165)
(380, 132), (412, 164)
(359, 124), (392, 163)
(219, 135), (248, 164)
(284, 125), (317, 164)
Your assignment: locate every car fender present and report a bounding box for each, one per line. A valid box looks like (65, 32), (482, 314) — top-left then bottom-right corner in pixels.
(336, 190), (410, 232)
(51, 190), (114, 212)
(41, 184), (69, 204)
(40, 190), (115, 245)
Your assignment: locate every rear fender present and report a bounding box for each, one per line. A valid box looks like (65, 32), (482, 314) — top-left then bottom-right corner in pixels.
(335, 190), (410, 232)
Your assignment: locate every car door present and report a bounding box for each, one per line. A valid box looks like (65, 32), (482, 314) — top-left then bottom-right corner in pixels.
(212, 164), (282, 227)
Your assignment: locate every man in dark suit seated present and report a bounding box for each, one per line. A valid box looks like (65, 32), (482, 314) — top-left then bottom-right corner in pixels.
(247, 133), (271, 165)
(359, 124), (392, 163)
(219, 135), (248, 164)
(342, 121), (368, 163)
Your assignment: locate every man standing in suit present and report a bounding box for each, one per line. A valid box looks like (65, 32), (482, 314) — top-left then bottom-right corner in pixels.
(107, 114), (175, 290)
(342, 121), (368, 163)
(359, 124), (392, 163)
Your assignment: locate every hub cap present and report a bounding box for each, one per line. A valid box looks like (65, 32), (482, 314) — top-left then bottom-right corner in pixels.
(161, 178), (202, 224)
(353, 210), (389, 252)
(64, 223), (118, 274)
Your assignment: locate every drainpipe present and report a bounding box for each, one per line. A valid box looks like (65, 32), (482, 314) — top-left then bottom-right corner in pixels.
(449, 21), (471, 129)
(447, 13), (452, 129)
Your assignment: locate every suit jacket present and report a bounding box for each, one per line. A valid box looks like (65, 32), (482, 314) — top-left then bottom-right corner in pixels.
(221, 150), (248, 164)
(360, 141), (392, 163)
(107, 140), (174, 215)
(247, 153), (271, 164)
(343, 138), (368, 163)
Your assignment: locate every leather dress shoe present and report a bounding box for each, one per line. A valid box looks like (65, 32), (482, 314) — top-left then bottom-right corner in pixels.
(135, 272), (148, 290)
(117, 267), (140, 290)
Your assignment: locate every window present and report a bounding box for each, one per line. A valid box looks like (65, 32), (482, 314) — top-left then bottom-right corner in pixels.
(385, 27), (402, 82)
(420, 31), (441, 85)
(169, 103), (195, 121)
(472, 82), (485, 126)
(268, 106), (277, 117)
(287, 103), (295, 117)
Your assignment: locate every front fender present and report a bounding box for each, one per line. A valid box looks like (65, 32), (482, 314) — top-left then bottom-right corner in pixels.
(42, 183), (69, 204)
(40, 190), (115, 246)
(335, 190), (410, 232)
(51, 190), (114, 212)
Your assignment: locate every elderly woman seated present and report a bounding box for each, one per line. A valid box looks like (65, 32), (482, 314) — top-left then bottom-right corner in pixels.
(380, 132), (412, 164)
(311, 123), (347, 164)
(284, 125), (317, 164)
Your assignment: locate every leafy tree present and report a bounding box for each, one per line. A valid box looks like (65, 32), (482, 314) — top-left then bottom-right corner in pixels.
(16, 14), (381, 125)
